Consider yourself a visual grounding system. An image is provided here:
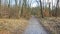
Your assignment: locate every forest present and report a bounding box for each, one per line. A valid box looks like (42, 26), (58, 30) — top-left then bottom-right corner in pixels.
(0, 0), (60, 34)
(0, 0), (60, 18)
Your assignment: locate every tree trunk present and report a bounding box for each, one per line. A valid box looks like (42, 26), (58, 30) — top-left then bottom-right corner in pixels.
(15, 0), (17, 6)
(20, 4), (23, 17)
(19, 0), (21, 17)
(40, 0), (44, 18)
(55, 0), (59, 17)
(49, 2), (51, 16)
(8, 0), (10, 7)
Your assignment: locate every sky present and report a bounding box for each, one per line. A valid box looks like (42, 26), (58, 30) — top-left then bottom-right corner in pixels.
(30, 0), (57, 7)
(1, 0), (57, 8)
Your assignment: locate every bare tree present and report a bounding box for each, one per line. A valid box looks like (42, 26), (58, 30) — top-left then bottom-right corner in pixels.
(18, 0), (22, 17)
(19, 0), (21, 6)
(52, 0), (53, 10)
(20, 0), (25, 17)
(20, 3), (23, 17)
(20, 0), (27, 17)
(39, 0), (44, 18)
(8, 0), (10, 7)
(48, 0), (51, 16)
(27, 0), (32, 15)
(36, 0), (39, 6)
(15, 0), (17, 6)
(23, 0), (27, 8)
(55, 0), (59, 17)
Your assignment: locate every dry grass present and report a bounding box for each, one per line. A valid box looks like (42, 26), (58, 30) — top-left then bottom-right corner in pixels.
(0, 18), (28, 34)
(40, 17), (60, 34)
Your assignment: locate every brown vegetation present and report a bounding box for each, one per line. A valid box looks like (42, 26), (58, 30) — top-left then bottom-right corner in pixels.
(40, 17), (60, 34)
(0, 19), (28, 34)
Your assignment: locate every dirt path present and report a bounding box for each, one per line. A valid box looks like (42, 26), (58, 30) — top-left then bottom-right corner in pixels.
(23, 16), (49, 34)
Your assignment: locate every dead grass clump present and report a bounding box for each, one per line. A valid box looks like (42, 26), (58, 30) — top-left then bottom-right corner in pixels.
(0, 30), (11, 34)
(40, 17), (60, 34)
(0, 19), (28, 34)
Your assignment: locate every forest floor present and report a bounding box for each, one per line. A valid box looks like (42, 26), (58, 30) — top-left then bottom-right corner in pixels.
(40, 17), (60, 34)
(0, 18), (28, 34)
(0, 17), (60, 34)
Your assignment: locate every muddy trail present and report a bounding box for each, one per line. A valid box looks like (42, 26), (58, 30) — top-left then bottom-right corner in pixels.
(23, 16), (49, 34)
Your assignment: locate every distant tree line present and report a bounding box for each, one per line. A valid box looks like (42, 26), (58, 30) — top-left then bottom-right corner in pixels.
(0, 0), (60, 18)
